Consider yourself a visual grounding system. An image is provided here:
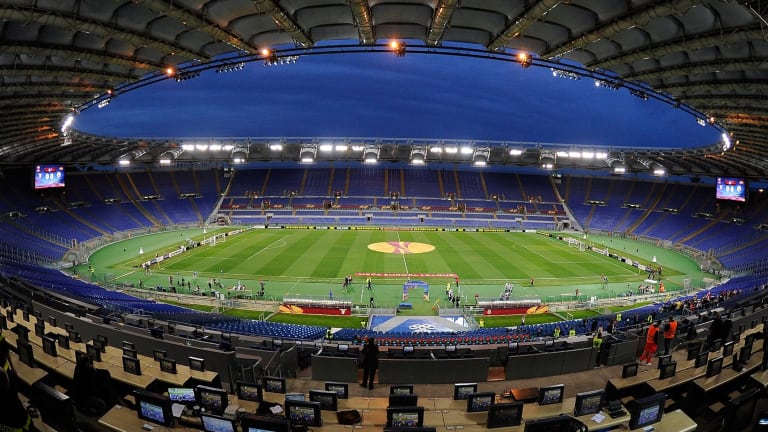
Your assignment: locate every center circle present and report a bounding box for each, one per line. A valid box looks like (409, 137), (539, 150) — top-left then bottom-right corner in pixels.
(367, 241), (435, 254)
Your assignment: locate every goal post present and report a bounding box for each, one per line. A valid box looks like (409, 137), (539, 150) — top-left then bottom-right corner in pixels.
(566, 238), (585, 251)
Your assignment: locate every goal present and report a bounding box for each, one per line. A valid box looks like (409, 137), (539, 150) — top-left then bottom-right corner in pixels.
(567, 238), (586, 251)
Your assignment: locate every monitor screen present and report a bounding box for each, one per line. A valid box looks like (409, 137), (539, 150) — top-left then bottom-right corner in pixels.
(695, 351), (709, 368)
(263, 376), (286, 394)
(201, 414), (236, 432)
(42, 336), (57, 358)
(67, 330), (79, 343)
(34, 164), (65, 189)
(628, 394), (666, 430)
(159, 358), (177, 374)
(657, 354), (672, 369)
(389, 394), (418, 407)
(403, 346), (414, 354)
(716, 177), (748, 202)
(687, 345), (700, 360)
(197, 386), (229, 415)
(240, 415), (291, 432)
(57, 334), (70, 350)
(122, 341), (135, 350)
(722, 341), (735, 357)
(285, 400), (322, 427)
(92, 339), (105, 354)
(86, 344), (101, 362)
(659, 361), (677, 380)
(324, 382), (348, 399)
(153, 349), (167, 361)
(48, 316), (57, 327)
(95, 334), (108, 347)
(740, 345), (752, 363)
(309, 390), (338, 411)
(64, 322), (73, 332)
(467, 392), (495, 412)
(622, 363), (638, 378)
(523, 414), (572, 432)
(134, 390), (172, 427)
(189, 356), (206, 372)
(538, 385), (565, 406)
(122, 355), (141, 376)
(236, 382), (263, 402)
(486, 402), (523, 428)
(271, 339), (282, 349)
(17, 340), (35, 368)
(574, 390), (605, 417)
(706, 356), (724, 377)
(336, 343), (348, 352)
(285, 393), (305, 402)
(454, 383), (478, 400)
(34, 322), (45, 338)
(386, 407), (424, 428)
(15, 325), (29, 343)
(168, 388), (196, 404)
(445, 345), (457, 353)
(390, 385), (414, 395)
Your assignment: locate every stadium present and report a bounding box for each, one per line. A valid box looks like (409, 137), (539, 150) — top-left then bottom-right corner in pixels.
(1, 2), (768, 432)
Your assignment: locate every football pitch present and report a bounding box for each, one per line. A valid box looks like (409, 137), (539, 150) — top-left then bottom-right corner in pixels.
(85, 228), (707, 311)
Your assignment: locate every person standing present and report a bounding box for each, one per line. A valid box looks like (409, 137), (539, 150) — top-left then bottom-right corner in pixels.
(361, 337), (379, 390)
(639, 321), (661, 365)
(0, 368), (31, 432)
(663, 317), (678, 355)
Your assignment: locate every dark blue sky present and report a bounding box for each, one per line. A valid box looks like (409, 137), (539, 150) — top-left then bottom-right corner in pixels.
(77, 52), (721, 149)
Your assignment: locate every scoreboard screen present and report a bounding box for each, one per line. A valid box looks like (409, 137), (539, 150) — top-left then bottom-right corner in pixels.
(34, 165), (65, 189)
(715, 177), (747, 202)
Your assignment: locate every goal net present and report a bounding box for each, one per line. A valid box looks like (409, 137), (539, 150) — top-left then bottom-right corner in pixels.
(566, 238), (585, 251)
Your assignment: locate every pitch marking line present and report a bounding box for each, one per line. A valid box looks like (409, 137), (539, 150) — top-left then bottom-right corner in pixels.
(247, 235), (291, 261)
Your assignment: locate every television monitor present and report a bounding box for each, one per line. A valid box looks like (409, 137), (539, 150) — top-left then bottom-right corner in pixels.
(386, 406), (424, 428)
(15, 325), (29, 343)
(42, 336), (58, 358)
(336, 343), (348, 353)
(122, 355), (142, 376)
(309, 390), (338, 411)
(285, 400), (322, 427)
(627, 393), (666, 430)
(403, 346), (414, 354)
(723, 341), (735, 357)
(687, 344), (701, 361)
(695, 351), (709, 368)
(196, 385), (229, 415)
(67, 330), (80, 343)
(34, 322), (45, 338)
(221, 332), (232, 342)
(285, 393), (305, 402)
(30, 381), (78, 432)
(445, 345), (457, 353)
(716, 177), (747, 202)
(622, 362), (638, 378)
(573, 390), (605, 417)
(537, 384), (565, 406)
(706, 356), (724, 378)
(236, 381), (263, 402)
(486, 402), (523, 428)
(522, 415), (572, 432)
(95, 334), (108, 347)
(657, 354), (672, 369)
(467, 392), (495, 412)
(324, 382), (348, 399)
(168, 388), (196, 405)
(746, 333), (757, 349)
(739, 345), (752, 363)
(123, 348), (138, 359)
(240, 415), (291, 432)
(134, 390), (173, 427)
(725, 387), (761, 431)
(85, 343), (101, 362)
(710, 338), (723, 352)
(263, 376), (286, 394)
(453, 383), (478, 400)
(64, 322), (73, 332)
(122, 341), (135, 350)
(508, 342), (519, 353)
(752, 318), (758, 329)
(732, 331), (741, 344)
(189, 356), (206, 372)
(272, 339), (283, 349)
(201, 414), (236, 432)
(92, 339), (105, 354)
(48, 316), (57, 327)
(167, 323), (176, 336)
(17, 339), (35, 368)
(57, 334), (70, 350)
(160, 358), (177, 374)
(659, 361), (677, 380)
(390, 385), (414, 395)
(389, 394), (418, 408)
(153, 349), (167, 361)
(0, 314), (7, 330)
(34, 164), (66, 189)
(150, 327), (164, 339)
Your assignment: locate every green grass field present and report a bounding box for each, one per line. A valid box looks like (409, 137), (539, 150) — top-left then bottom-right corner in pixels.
(82, 228), (709, 315)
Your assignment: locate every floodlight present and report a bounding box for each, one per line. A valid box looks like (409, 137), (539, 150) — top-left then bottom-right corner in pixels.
(540, 151), (555, 170)
(299, 144), (317, 163)
(319, 144), (333, 152)
(472, 147), (490, 166)
(363, 145), (379, 164)
(269, 144), (283, 151)
(509, 149), (523, 156)
(460, 146), (473, 155)
(444, 147), (458, 154)
(410, 146), (426, 165)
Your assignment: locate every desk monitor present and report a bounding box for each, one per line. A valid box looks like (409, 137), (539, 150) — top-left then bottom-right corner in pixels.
(336, 343), (348, 353)
(445, 344), (457, 353)
(722, 341), (735, 357)
(122, 341), (135, 350)
(153, 349), (167, 361)
(309, 390), (338, 411)
(739, 345), (752, 363)
(538, 384), (565, 406)
(48, 316), (57, 327)
(695, 350), (709, 368)
(453, 383), (478, 400)
(201, 413), (236, 432)
(17, 339), (35, 368)
(0, 314), (6, 330)
(159, 358), (177, 374)
(64, 322), (73, 332)
(621, 362), (638, 378)
(386, 406), (424, 428)
(15, 325), (29, 343)
(67, 330), (80, 343)
(686, 344), (700, 361)
(122, 355), (142, 376)
(236, 381), (263, 402)
(389, 393), (418, 407)
(324, 382), (348, 399)
(150, 326), (164, 340)
(523, 414), (572, 432)
(240, 415), (291, 432)
(196, 385), (229, 415)
(57, 334), (70, 350)
(30, 381), (78, 432)
(95, 334), (108, 348)
(659, 361), (677, 379)
(134, 390), (173, 427)
(725, 387), (761, 431)
(390, 385), (414, 395)
(123, 348), (138, 359)
(627, 393), (666, 430)
(706, 356), (724, 378)
(403, 346), (415, 354)
(467, 392), (495, 412)
(285, 393), (305, 402)
(508, 342), (519, 353)
(92, 339), (105, 354)
(285, 400), (322, 427)
(34, 322), (45, 338)
(731, 331), (741, 344)
(167, 323), (176, 336)
(189, 356), (206, 372)
(168, 388), (196, 405)
(86, 343), (101, 362)
(42, 336), (58, 358)
(710, 338), (723, 352)
(657, 354), (672, 369)
(573, 389), (605, 417)
(486, 402), (523, 428)
(263, 376), (286, 394)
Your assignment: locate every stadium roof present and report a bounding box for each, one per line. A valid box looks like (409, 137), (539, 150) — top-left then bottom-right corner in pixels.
(1, 0), (768, 179)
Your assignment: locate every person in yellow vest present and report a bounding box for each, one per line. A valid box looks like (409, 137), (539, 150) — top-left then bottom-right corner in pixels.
(554, 326), (561, 338)
(593, 330), (604, 367)
(568, 327), (576, 337)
